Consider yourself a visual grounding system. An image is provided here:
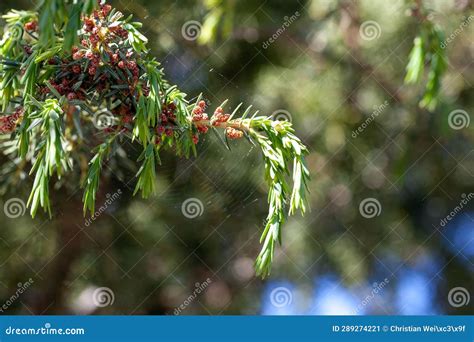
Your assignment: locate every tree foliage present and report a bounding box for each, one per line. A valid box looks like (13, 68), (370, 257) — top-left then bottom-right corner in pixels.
(0, 1), (309, 277)
(404, 2), (447, 111)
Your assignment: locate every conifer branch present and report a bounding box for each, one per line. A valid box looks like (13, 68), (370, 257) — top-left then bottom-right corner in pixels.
(82, 133), (118, 214)
(0, 2), (310, 277)
(26, 98), (70, 217)
(405, 3), (447, 111)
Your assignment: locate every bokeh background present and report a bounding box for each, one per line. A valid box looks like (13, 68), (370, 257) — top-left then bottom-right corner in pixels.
(0, 0), (472, 315)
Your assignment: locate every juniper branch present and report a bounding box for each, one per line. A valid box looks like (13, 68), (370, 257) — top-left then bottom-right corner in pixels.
(0, 2), (310, 277)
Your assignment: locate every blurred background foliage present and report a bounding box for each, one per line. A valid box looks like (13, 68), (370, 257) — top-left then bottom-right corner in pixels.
(0, 0), (472, 315)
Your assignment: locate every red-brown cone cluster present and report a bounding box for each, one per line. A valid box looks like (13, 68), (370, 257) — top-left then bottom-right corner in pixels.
(190, 102), (245, 142)
(0, 107), (24, 133)
(211, 107), (230, 126)
(18, 3), (245, 146)
(154, 102), (178, 144)
(24, 20), (38, 32)
(192, 100), (209, 134)
(212, 107), (243, 139)
(73, 6), (140, 83)
(36, 3), (145, 135)
(225, 127), (244, 139)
